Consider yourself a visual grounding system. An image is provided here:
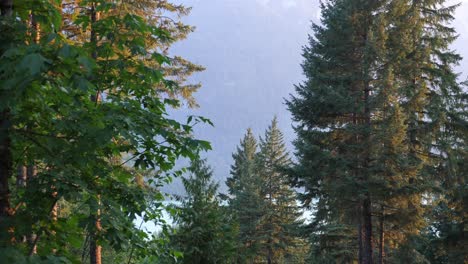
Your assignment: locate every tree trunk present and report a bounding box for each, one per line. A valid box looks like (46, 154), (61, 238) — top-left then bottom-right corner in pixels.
(0, 0), (13, 238)
(267, 245), (272, 264)
(89, 3), (102, 263)
(27, 165), (37, 255)
(90, 236), (102, 264)
(90, 201), (102, 264)
(16, 166), (26, 187)
(30, 11), (41, 43)
(361, 196), (373, 264)
(358, 205), (363, 264)
(378, 205), (385, 264)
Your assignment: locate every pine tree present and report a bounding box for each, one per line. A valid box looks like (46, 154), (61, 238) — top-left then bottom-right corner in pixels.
(421, 83), (466, 263)
(287, 0), (463, 263)
(287, 0), (377, 262)
(60, 0), (204, 108)
(257, 117), (302, 263)
(379, 0), (464, 261)
(171, 158), (236, 264)
(226, 128), (264, 263)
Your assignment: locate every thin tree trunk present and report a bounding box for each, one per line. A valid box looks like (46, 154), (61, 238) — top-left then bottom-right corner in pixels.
(89, 3), (101, 263)
(267, 245), (272, 264)
(361, 14), (373, 258)
(378, 205), (385, 264)
(30, 11), (41, 43)
(27, 165), (37, 255)
(0, 0), (14, 244)
(361, 196), (373, 264)
(16, 166), (27, 188)
(51, 180), (58, 254)
(16, 166), (27, 243)
(90, 196), (102, 264)
(358, 205), (363, 264)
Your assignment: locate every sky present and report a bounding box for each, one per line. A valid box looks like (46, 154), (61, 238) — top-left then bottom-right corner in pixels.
(166, 0), (468, 194)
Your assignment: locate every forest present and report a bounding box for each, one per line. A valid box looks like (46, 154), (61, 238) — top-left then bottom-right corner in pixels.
(0, 0), (466, 263)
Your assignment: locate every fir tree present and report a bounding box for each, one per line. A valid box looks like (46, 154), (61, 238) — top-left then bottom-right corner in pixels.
(378, 0), (464, 261)
(257, 117), (302, 263)
(226, 128), (264, 263)
(287, 0), (463, 263)
(171, 158), (236, 264)
(287, 1), (377, 262)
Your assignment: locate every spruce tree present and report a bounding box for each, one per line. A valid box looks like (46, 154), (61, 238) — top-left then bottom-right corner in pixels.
(171, 158), (236, 264)
(379, 0), (464, 261)
(287, 0), (377, 262)
(226, 129), (264, 262)
(257, 117), (302, 263)
(287, 0), (463, 263)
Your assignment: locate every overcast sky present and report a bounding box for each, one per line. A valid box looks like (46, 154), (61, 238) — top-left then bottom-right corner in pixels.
(167, 0), (468, 193)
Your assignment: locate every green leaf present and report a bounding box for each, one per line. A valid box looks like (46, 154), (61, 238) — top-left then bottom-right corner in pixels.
(18, 53), (49, 75)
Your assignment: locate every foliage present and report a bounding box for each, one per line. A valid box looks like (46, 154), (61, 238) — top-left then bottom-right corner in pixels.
(169, 158), (237, 264)
(226, 122), (304, 263)
(287, 0), (465, 262)
(226, 128), (265, 262)
(256, 117), (303, 262)
(0, 0), (210, 262)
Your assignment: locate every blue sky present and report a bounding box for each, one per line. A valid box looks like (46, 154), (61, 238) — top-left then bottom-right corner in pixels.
(167, 0), (468, 194)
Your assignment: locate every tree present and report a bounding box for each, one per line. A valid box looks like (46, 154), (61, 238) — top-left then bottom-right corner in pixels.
(227, 123), (305, 264)
(170, 158), (236, 264)
(60, 0), (204, 108)
(0, 0), (210, 262)
(287, 1), (377, 261)
(0, 0), (14, 240)
(376, 0), (464, 261)
(257, 117), (302, 263)
(420, 79), (466, 263)
(287, 0), (463, 263)
(226, 128), (264, 263)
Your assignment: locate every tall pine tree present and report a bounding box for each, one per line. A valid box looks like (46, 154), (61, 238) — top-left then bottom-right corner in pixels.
(171, 158), (236, 264)
(287, 0), (463, 263)
(257, 117), (302, 264)
(226, 128), (264, 263)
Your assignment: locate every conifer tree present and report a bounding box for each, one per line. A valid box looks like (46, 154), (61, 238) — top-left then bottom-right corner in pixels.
(226, 129), (264, 263)
(421, 81), (466, 263)
(171, 158), (236, 264)
(377, 0), (464, 261)
(287, 1), (377, 261)
(257, 117), (302, 263)
(287, 0), (463, 263)
(60, 0), (204, 107)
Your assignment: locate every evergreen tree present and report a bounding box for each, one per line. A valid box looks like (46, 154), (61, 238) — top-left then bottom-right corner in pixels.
(287, 0), (463, 263)
(60, 0), (204, 107)
(420, 80), (466, 263)
(257, 117), (302, 263)
(379, 0), (464, 261)
(287, 1), (377, 262)
(171, 158), (236, 264)
(226, 128), (264, 263)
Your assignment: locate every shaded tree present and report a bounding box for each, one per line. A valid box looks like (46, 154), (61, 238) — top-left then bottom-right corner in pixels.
(171, 158), (236, 264)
